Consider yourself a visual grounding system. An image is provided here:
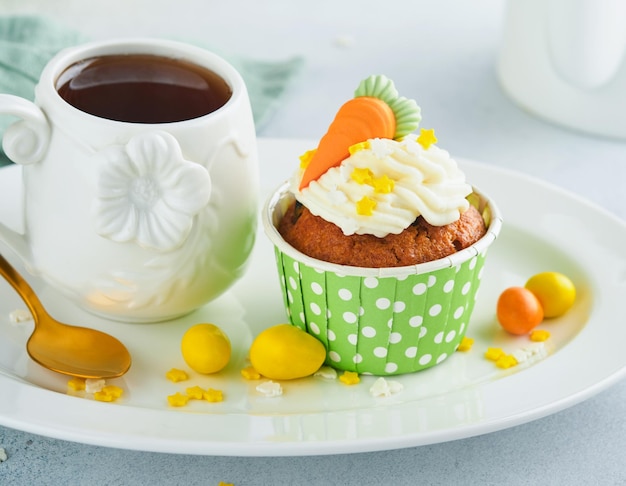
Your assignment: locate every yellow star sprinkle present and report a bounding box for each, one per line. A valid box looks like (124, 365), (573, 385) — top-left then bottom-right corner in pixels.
(93, 386), (124, 403)
(94, 391), (116, 402)
(67, 377), (86, 391)
(350, 167), (373, 184)
(371, 175), (395, 194)
(299, 149), (316, 169)
(339, 371), (360, 385)
(165, 368), (189, 383)
(484, 347), (506, 361)
(530, 329), (551, 342)
(456, 336), (474, 352)
(349, 140), (371, 155)
(186, 385), (206, 400)
(417, 128), (438, 150)
(101, 385), (124, 399)
(495, 355), (518, 369)
(241, 366), (262, 380)
(356, 196), (377, 216)
(203, 388), (224, 403)
(167, 392), (190, 407)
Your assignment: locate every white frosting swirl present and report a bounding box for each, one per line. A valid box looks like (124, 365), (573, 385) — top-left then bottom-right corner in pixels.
(290, 137), (472, 237)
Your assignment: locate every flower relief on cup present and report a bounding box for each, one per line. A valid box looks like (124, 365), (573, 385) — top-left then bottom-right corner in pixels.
(289, 75), (474, 238)
(94, 131), (211, 252)
(88, 130), (217, 310)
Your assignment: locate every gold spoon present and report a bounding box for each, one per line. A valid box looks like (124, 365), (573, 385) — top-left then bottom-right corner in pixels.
(0, 253), (131, 379)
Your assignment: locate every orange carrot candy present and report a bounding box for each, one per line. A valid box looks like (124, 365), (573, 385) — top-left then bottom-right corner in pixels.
(299, 75), (422, 190)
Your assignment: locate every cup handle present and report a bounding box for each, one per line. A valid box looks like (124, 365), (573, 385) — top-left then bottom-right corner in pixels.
(0, 95), (48, 265)
(0, 94), (50, 165)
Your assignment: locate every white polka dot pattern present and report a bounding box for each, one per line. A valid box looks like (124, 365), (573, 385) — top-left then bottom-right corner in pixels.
(274, 246), (488, 375)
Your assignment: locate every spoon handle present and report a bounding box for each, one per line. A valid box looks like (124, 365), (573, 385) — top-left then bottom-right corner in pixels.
(0, 253), (46, 322)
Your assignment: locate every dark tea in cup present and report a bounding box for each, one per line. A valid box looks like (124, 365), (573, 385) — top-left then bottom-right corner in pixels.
(56, 54), (232, 123)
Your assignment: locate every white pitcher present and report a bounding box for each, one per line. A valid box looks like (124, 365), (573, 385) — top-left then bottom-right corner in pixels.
(498, 0), (626, 139)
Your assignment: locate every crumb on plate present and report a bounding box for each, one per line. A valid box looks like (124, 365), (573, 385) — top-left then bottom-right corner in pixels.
(9, 309), (32, 324)
(314, 366), (338, 379)
(256, 380), (283, 397)
(369, 377), (403, 397)
(85, 378), (106, 394)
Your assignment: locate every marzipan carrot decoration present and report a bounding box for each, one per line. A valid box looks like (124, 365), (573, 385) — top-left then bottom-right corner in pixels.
(299, 96), (395, 190)
(299, 75), (422, 190)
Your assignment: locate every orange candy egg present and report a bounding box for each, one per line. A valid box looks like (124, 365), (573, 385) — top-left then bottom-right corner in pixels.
(496, 286), (544, 335)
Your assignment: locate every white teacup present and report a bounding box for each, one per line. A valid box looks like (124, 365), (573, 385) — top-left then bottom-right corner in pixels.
(0, 38), (259, 322)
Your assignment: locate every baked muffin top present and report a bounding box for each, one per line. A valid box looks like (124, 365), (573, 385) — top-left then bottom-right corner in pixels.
(279, 201), (486, 268)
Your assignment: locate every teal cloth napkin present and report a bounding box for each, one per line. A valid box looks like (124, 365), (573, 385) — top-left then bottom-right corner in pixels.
(0, 15), (303, 167)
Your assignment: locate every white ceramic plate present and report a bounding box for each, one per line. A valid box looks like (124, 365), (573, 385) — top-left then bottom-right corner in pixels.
(0, 138), (624, 456)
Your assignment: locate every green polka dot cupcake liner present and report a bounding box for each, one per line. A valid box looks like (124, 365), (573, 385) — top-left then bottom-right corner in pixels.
(263, 182), (503, 376)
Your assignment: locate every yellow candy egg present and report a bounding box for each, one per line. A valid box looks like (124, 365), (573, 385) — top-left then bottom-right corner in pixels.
(525, 271), (576, 318)
(181, 323), (231, 374)
(249, 324), (326, 380)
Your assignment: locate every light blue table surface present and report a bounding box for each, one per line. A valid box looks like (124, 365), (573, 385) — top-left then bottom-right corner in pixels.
(1, 1), (625, 484)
